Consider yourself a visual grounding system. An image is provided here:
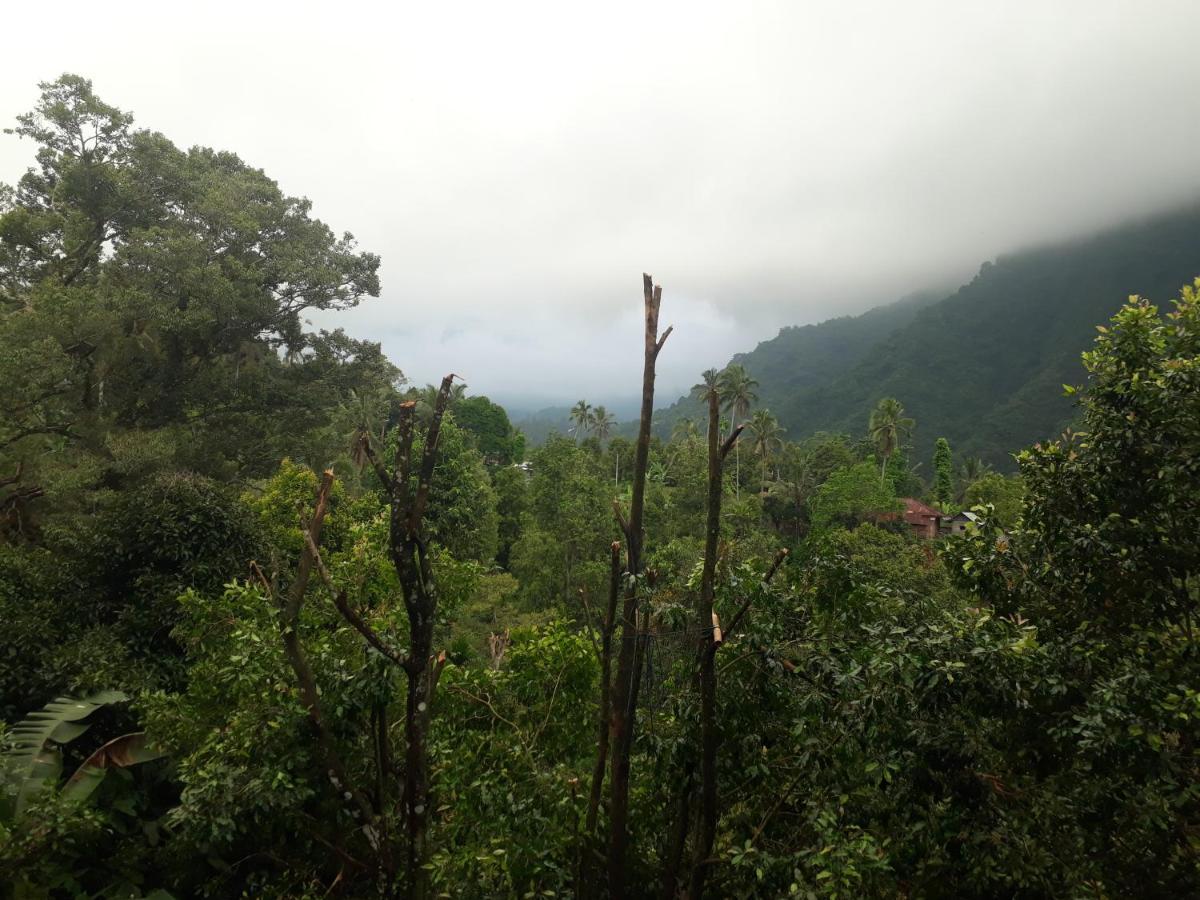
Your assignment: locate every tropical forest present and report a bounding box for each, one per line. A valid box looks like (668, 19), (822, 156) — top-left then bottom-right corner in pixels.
(2, 62), (1200, 900)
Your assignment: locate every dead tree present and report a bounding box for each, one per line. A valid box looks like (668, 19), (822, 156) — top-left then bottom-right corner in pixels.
(343, 374), (457, 900)
(606, 274), (672, 896)
(660, 375), (788, 899)
(585, 541), (622, 837)
(688, 385), (745, 898)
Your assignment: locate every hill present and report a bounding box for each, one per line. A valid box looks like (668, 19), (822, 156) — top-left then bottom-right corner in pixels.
(660, 203), (1200, 468)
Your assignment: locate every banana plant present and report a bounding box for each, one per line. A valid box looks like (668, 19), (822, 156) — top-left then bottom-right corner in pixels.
(0, 690), (164, 822)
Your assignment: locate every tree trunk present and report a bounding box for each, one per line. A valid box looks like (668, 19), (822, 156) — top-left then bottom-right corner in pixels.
(607, 274), (671, 897)
(354, 376), (456, 900)
(690, 388), (726, 899)
(584, 542), (622, 846)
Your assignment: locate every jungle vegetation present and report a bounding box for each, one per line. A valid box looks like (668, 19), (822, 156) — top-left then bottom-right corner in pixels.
(2, 76), (1199, 899)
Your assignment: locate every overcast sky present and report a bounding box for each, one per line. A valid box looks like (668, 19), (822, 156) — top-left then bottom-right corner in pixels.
(3, 1), (1200, 412)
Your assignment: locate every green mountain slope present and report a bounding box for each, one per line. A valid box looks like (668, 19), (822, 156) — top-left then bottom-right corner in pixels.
(668, 203), (1200, 468)
(654, 288), (944, 433)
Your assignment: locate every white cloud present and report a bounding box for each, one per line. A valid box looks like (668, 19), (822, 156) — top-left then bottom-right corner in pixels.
(3, 0), (1199, 404)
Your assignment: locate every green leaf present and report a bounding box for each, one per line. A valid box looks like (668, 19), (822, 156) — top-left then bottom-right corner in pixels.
(0, 691), (129, 821)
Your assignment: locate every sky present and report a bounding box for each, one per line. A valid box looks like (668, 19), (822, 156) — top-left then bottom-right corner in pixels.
(3, 1), (1200, 413)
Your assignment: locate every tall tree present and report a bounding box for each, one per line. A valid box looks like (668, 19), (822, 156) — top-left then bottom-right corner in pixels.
(933, 436), (954, 507)
(955, 456), (993, 503)
(717, 364), (759, 498)
(0, 74), (389, 518)
(605, 274), (671, 895)
(591, 405), (615, 442)
(413, 381), (466, 424)
(746, 408), (785, 492)
(868, 397), (914, 486)
(352, 377), (458, 899)
(570, 400), (593, 439)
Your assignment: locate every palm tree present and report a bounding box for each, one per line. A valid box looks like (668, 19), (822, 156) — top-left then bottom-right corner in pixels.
(414, 381), (465, 424)
(590, 405), (615, 443)
(746, 408), (785, 492)
(955, 456), (993, 504)
(717, 364), (759, 432)
(569, 400), (592, 440)
(868, 397), (915, 486)
(717, 364), (759, 498)
(691, 369), (721, 405)
(590, 405), (618, 485)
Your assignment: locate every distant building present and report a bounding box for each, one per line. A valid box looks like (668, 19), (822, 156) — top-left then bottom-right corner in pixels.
(900, 497), (943, 539)
(947, 510), (980, 535)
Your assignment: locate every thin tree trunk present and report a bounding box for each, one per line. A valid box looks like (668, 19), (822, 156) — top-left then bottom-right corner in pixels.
(690, 388), (728, 899)
(659, 763), (694, 900)
(354, 376), (457, 900)
(585, 542), (622, 834)
(734, 439), (740, 500)
(607, 274), (672, 897)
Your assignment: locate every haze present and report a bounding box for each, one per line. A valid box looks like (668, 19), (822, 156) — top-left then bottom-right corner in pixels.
(3, 0), (1199, 412)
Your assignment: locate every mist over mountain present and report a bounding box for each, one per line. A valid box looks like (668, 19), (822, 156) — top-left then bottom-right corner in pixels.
(653, 202), (1200, 467)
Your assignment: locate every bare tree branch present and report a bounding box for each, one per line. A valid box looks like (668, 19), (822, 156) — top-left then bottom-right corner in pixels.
(720, 424), (746, 462)
(301, 528), (408, 668)
(721, 548), (790, 645)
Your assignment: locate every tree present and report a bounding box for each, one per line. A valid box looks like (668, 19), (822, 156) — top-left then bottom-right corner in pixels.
(962, 472), (1024, 528)
(671, 417), (699, 444)
(510, 436), (611, 606)
(746, 408), (785, 492)
(453, 394), (523, 465)
(492, 464), (528, 569)
(0, 75), (391, 524)
(717, 364), (759, 498)
(945, 281), (1200, 893)
(352, 377), (459, 898)
(932, 437), (953, 507)
(809, 461), (901, 532)
(954, 456), (993, 503)
(601, 274), (671, 895)
(569, 401), (593, 439)
(868, 397), (914, 485)
(590, 406), (615, 442)
(412, 381), (466, 426)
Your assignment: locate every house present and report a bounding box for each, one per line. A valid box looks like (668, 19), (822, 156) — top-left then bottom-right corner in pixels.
(900, 497), (943, 540)
(947, 510), (980, 535)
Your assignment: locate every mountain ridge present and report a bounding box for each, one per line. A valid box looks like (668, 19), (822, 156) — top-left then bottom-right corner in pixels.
(655, 201), (1200, 468)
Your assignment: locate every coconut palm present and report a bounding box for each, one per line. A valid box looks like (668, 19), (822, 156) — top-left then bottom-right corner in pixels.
(413, 381), (466, 424)
(868, 397), (915, 485)
(746, 408), (785, 492)
(717, 364), (759, 498)
(717, 364), (759, 432)
(955, 456), (993, 503)
(591, 406), (615, 442)
(569, 400), (592, 440)
(589, 405), (618, 484)
(692, 369), (721, 405)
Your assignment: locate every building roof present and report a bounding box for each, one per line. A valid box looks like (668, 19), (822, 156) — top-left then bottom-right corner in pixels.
(950, 510), (979, 522)
(901, 497), (942, 526)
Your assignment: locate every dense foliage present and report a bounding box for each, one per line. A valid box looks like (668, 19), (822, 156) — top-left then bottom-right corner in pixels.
(2, 77), (1198, 899)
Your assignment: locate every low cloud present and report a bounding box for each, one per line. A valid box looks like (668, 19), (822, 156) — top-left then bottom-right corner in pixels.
(4, 0), (1199, 404)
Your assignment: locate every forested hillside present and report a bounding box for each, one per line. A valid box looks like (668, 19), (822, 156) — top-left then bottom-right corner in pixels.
(3, 77), (1200, 900)
(663, 205), (1200, 466)
(654, 289), (942, 435)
